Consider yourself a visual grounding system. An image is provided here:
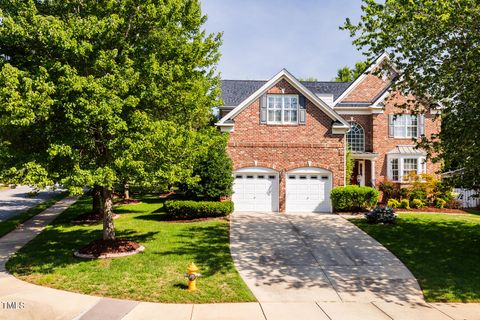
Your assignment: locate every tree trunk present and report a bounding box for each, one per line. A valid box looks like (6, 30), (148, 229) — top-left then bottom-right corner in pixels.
(102, 187), (115, 241)
(123, 180), (130, 200)
(92, 185), (103, 216)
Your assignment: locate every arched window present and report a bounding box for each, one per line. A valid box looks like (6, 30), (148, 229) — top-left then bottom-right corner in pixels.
(347, 122), (365, 152)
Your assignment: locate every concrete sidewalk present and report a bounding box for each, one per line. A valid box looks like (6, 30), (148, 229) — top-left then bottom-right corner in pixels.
(0, 202), (478, 319)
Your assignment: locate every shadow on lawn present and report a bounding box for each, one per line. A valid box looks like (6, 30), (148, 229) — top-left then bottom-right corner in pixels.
(156, 223), (234, 277)
(353, 216), (480, 302)
(6, 225), (158, 275)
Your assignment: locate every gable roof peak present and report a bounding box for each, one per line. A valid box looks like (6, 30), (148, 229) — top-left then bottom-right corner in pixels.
(216, 69), (350, 128)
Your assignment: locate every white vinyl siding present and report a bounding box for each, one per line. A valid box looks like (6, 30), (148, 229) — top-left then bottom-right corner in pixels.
(267, 95), (298, 124)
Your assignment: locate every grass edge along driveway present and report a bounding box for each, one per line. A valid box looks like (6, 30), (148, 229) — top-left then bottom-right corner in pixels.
(6, 195), (255, 304)
(351, 212), (480, 302)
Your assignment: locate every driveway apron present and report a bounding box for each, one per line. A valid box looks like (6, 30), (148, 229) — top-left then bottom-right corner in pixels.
(230, 212), (424, 303)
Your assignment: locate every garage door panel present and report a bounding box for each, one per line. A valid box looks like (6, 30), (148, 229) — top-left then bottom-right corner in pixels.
(286, 170), (332, 213)
(232, 172), (279, 212)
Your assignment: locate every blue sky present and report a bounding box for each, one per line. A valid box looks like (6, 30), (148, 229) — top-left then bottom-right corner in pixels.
(201, 0), (365, 81)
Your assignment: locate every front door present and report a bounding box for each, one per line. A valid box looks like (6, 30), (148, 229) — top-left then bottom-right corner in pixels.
(357, 160), (365, 186)
(351, 160), (366, 186)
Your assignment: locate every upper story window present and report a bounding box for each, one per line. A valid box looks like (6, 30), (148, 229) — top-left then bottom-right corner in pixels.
(389, 114), (422, 138)
(267, 95), (298, 124)
(347, 122), (365, 152)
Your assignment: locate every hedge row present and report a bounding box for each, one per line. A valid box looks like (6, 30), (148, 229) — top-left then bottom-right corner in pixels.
(331, 185), (379, 212)
(164, 200), (234, 220)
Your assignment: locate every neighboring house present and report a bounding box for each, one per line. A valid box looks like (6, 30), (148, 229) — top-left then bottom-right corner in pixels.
(216, 54), (441, 212)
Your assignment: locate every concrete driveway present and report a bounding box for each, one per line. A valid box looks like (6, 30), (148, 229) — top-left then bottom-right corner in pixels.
(230, 212), (424, 303)
(0, 186), (62, 222)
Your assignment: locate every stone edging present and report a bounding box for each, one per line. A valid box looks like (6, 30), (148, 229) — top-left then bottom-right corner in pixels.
(73, 245), (145, 259)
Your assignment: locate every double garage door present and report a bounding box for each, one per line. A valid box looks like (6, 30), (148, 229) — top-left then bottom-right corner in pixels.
(232, 167), (332, 212)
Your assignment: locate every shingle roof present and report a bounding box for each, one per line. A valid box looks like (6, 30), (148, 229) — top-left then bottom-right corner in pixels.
(220, 80), (351, 106)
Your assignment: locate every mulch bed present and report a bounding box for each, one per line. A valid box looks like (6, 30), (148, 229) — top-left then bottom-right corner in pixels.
(396, 207), (471, 214)
(338, 207), (473, 216)
(76, 238), (142, 257)
(72, 212), (120, 224)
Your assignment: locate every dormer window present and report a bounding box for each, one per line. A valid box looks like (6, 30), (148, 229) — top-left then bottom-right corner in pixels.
(267, 95), (298, 124)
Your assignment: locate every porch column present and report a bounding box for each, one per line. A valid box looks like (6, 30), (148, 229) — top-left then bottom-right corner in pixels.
(371, 160), (376, 187)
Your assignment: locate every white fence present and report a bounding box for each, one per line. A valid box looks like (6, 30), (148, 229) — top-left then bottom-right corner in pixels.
(454, 188), (480, 208)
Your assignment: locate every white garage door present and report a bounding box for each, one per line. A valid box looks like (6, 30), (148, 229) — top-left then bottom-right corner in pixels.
(286, 168), (332, 212)
(232, 169), (279, 212)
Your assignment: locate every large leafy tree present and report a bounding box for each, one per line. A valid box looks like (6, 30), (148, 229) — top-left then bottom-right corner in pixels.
(342, 0), (480, 189)
(0, 0), (222, 240)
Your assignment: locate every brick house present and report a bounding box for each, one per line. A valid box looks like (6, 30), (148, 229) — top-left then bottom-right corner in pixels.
(216, 54), (441, 212)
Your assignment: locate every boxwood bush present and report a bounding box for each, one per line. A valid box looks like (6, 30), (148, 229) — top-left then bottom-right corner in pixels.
(387, 198), (400, 208)
(331, 186), (379, 212)
(399, 199), (410, 209)
(411, 198), (425, 209)
(164, 200), (234, 220)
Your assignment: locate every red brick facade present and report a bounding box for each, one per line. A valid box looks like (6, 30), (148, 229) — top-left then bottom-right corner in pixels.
(371, 92), (442, 183)
(224, 71), (441, 211)
(227, 79), (345, 212)
(343, 74), (390, 102)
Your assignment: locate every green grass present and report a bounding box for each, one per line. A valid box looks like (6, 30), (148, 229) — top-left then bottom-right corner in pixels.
(352, 212), (480, 302)
(0, 192), (68, 238)
(6, 195), (255, 303)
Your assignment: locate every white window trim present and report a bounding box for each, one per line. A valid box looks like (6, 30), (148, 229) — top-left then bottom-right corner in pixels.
(266, 94), (299, 125)
(347, 122), (365, 152)
(387, 155), (426, 182)
(392, 114), (418, 138)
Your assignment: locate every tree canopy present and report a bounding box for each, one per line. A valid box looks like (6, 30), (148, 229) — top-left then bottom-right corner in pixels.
(0, 0), (222, 239)
(334, 61), (368, 82)
(343, 0), (480, 189)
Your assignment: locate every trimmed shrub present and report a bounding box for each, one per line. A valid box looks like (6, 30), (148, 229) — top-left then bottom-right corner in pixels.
(379, 180), (398, 201)
(409, 188), (428, 203)
(387, 198), (400, 208)
(435, 198), (446, 209)
(399, 187), (411, 199)
(411, 198), (425, 209)
(399, 199), (410, 209)
(365, 206), (397, 224)
(164, 200), (234, 220)
(331, 186), (379, 212)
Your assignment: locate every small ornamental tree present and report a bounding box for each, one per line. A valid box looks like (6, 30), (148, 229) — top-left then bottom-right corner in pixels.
(186, 128), (233, 200)
(0, 0), (221, 243)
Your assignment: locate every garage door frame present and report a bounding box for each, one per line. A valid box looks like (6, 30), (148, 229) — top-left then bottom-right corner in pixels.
(285, 167), (333, 213)
(232, 167), (280, 212)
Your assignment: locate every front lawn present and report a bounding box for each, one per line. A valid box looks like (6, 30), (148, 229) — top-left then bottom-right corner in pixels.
(6, 195), (255, 303)
(352, 212), (480, 302)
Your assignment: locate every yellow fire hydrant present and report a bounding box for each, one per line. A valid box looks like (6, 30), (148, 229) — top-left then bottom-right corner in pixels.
(184, 262), (202, 292)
